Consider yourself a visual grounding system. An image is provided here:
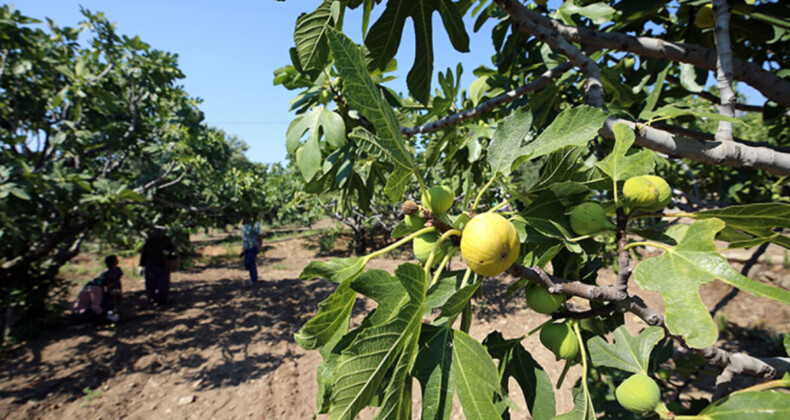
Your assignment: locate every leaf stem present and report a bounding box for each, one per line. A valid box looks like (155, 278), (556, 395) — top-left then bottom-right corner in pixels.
(472, 173), (500, 212)
(429, 252), (453, 288)
(460, 268), (473, 333)
(364, 226), (436, 262)
(573, 321), (595, 416)
(488, 197), (515, 213)
(424, 229), (462, 283)
(623, 241), (672, 252)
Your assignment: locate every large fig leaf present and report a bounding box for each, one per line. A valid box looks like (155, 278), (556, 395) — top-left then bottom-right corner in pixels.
(414, 325), (455, 420)
(552, 386), (596, 420)
(487, 107), (533, 176)
(587, 326), (664, 374)
(634, 219), (790, 348)
(697, 389), (790, 419)
(293, 0), (335, 71)
(327, 29), (419, 185)
(484, 331), (555, 420)
(364, 0), (469, 103)
(452, 330), (502, 420)
(518, 106), (609, 163)
(596, 122), (654, 190)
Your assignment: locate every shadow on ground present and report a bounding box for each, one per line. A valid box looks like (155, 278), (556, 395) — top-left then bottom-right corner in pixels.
(0, 272), (339, 403)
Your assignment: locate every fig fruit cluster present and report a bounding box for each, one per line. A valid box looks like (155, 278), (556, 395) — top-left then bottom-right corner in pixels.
(539, 322), (579, 360)
(615, 373), (662, 414)
(622, 175), (671, 214)
(569, 202), (615, 236)
(460, 212), (520, 277)
(525, 283), (565, 314)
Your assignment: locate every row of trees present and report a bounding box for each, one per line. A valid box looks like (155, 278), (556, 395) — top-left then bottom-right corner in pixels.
(0, 6), (320, 342)
(280, 0), (789, 419)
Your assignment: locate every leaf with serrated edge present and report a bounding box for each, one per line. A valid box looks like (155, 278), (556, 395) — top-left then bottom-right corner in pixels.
(484, 331), (555, 420)
(698, 390), (790, 419)
(587, 326), (664, 374)
(452, 330), (501, 420)
(327, 29), (417, 173)
(414, 325), (455, 420)
(294, 0), (333, 71)
(487, 107), (533, 175)
(693, 203), (790, 230)
(295, 280), (356, 350)
(520, 106), (609, 161)
(300, 257), (367, 283)
(635, 219), (790, 348)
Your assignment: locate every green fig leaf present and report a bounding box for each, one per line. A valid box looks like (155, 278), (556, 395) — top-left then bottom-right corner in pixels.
(587, 326), (665, 374)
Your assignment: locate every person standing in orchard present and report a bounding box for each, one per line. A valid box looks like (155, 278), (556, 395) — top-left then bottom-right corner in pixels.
(139, 229), (175, 305)
(240, 216), (263, 285)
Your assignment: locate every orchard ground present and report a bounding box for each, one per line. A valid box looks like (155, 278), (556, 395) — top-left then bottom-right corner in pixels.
(1, 222), (788, 420)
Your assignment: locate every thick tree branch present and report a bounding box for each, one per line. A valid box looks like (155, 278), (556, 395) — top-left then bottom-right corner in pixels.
(402, 62), (572, 137)
(493, 0), (605, 108)
(506, 263), (788, 381)
(602, 119), (790, 176)
(492, 0), (790, 107)
(711, 0), (736, 143)
(651, 123), (790, 154)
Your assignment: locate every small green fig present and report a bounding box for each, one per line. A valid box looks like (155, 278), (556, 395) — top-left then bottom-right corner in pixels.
(615, 373), (662, 414)
(569, 202), (615, 236)
(622, 175), (671, 213)
(694, 4), (714, 29)
(413, 232), (449, 266)
(421, 185), (454, 216)
(539, 322), (579, 360)
(525, 283), (565, 314)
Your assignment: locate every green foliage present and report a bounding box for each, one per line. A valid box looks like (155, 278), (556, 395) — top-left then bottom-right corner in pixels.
(277, 0), (790, 418)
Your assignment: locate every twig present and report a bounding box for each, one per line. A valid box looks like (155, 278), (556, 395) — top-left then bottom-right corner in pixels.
(402, 62), (572, 136)
(711, 0), (736, 143)
(492, 0), (605, 108)
(665, 75), (790, 117)
(709, 242), (769, 317)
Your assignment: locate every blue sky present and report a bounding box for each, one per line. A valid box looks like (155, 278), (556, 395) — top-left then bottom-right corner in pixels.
(14, 0), (499, 164)
(12, 0), (764, 164)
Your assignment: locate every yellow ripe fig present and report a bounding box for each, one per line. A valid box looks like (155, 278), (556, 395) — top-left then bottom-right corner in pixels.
(413, 232), (449, 267)
(622, 175), (671, 213)
(525, 283), (565, 314)
(421, 185), (454, 216)
(460, 213), (520, 277)
(694, 4), (714, 29)
(539, 322), (579, 360)
(615, 373), (662, 414)
(569, 202), (615, 236)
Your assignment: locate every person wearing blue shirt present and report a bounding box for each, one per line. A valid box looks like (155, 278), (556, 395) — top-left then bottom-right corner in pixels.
(240, 217), (262, 284)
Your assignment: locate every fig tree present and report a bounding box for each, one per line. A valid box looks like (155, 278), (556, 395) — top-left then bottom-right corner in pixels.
(525, 283), (565, 314)
(460, 212), (520, 277)
(569, 202), (615, 236)
(539, 322), (579, 360)
(421, 185), (454, 216)
(622, 175), (671, 213)
(615, 373), (662, 414)
(413, 231), (449, 267)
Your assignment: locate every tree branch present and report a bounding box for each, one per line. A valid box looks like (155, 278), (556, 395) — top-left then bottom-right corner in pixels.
(615, 208), (632, 294)
(492, 0), (605, 108)
(402, 62), (572, 137)
(665, 76), (789, 117)
(711, 0), (736, 143)
(491, 0), (790, 107)
(602, 118), (790, 176)
(506, 263), (788, 381)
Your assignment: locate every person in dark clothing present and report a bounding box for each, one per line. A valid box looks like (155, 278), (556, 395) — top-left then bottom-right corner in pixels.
(102, 255), (123, 318)
(139, 229), (175, 305)
(71, 255), (122, 324)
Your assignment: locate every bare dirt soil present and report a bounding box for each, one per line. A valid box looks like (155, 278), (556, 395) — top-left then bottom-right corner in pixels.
(1, 230), (787, 420)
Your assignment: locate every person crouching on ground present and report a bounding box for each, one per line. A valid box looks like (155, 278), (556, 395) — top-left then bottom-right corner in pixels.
(240, 216), (263, 285)
(139, 229), (175, 305)
(71, 254), (122, 323)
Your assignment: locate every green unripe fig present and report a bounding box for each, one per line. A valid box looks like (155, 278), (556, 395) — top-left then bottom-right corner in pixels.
(694, 4), (714, 29)
(404, 213), (426, 230)
(421, 186), (454, 216)
(615, 373), (662, 414)
(460, 213), (520, 277)
(525, 283), (566, 314)
(539, 322), (579, 360)
(622, 175), (671, 213)
(413, 232), (449, 267)
(569, 202), (615, 236)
